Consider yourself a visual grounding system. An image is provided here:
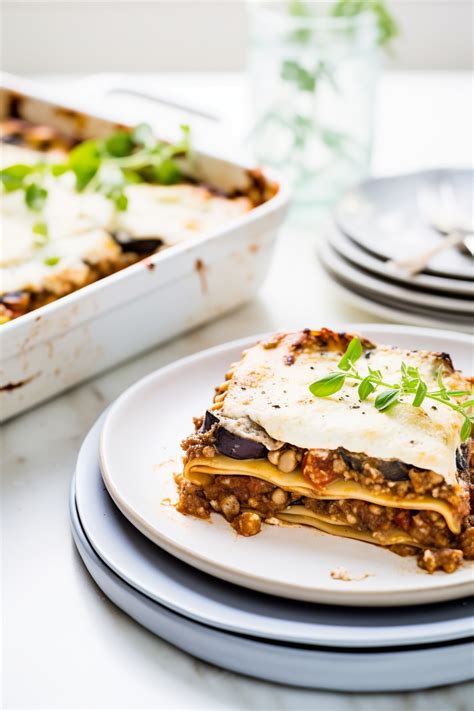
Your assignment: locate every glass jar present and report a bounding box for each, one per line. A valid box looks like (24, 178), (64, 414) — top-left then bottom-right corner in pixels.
(247, 1), (381, 206)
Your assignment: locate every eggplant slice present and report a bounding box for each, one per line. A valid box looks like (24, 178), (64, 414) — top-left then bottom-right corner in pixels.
(201, 410), (268, 460)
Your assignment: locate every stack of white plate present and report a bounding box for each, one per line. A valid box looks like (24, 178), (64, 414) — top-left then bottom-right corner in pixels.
(319, 169), (473, 330)
(71, 326), (474, 691)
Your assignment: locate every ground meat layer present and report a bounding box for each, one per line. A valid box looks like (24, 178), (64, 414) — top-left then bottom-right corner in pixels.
(176, 474), (473, 574)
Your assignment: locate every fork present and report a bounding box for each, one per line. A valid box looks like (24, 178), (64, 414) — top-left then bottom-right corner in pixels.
(387, 181), (474, 276)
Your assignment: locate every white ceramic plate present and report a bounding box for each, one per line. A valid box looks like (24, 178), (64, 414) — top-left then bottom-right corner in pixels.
(100, 326), (474, 606)
(326, 222), (473, 297)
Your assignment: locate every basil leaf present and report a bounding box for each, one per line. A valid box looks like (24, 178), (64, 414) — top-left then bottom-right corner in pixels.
(461, 417), (472, 442)
(68, 139), (100, 190)
(338, 337), (363, 371)
(374, 388), (400, 411)
(0, 164), (33, 191)
(51, 164), (69, 177)
(25, 183), (47, 211)
(309, 372), (346, 397)
(358, 376), (376, 401)
(412, 380), (427, 407)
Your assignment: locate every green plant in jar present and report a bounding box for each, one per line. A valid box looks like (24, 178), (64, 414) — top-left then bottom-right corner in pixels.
(248, 0), (398, 205)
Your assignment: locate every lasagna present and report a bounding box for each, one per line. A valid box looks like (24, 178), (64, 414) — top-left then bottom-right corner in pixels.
(177, 329), (474, 574)
(0, 119), (262, 322)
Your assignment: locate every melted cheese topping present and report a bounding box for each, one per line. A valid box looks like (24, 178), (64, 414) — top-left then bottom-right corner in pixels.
(114, 184), (251, 245)
(1, 143), (252, 296)
(219, 334), (470, 482)
(183, 455), (461, 533)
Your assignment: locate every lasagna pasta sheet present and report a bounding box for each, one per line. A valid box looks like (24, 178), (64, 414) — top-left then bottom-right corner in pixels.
(183, 456), (461, 534)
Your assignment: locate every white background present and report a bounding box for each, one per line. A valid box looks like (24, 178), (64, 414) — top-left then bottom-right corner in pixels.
(1, 0), (473, 74)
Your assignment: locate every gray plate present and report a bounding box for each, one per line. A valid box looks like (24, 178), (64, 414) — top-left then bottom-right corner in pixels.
(70, 483), (474, 691)
(335, 169), (474, 281)
(74, 414), (474, 649)
(326, 222), (474, 297)
(319, 242), (473, 326)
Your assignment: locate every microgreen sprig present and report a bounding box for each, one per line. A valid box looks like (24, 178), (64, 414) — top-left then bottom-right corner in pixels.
(309, 337), (474, 441)
(0, 123), (191, 215)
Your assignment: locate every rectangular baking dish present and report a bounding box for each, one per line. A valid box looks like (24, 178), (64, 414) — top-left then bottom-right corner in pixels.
(0, 75), (290, 420)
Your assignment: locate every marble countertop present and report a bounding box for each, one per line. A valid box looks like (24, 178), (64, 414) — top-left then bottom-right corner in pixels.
(2, 71), (473, 709)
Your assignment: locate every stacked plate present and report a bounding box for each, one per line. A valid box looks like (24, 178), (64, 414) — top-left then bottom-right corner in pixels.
(320, 169), (473, 330)
(71, 326), (474, 691)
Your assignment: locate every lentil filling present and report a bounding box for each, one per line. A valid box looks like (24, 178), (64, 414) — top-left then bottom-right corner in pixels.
(175, 472), (473, 573)
(178, 412), (472, 574)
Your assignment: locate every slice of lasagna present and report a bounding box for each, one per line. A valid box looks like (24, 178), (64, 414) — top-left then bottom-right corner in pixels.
(177, 329), (474, 574)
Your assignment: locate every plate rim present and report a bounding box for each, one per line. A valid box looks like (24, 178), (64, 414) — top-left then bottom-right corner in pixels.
(99, 325), (474, 606)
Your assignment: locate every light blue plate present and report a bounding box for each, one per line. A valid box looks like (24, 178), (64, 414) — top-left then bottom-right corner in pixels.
(70, 427), (474, 690)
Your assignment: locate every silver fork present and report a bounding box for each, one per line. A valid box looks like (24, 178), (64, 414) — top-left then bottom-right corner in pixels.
(387, 181), (474, 277)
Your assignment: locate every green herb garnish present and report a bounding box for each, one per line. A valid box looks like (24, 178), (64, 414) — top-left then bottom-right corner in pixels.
(0, 123), (191, 215)
(309, 337), (474, 441)
(25, 183), (48, 211)
(32, 221), (49, 247)
(43, 256), (60, 266)
(0, 163), (49, 211)
(331, 0), (399, 47)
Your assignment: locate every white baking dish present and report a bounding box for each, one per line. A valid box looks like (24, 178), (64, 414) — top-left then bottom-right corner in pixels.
(0, 75), (289, 420)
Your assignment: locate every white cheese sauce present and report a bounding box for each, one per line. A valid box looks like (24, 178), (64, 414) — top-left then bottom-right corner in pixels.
(1, 143), (251, 295)
(221, 337), (469, 482)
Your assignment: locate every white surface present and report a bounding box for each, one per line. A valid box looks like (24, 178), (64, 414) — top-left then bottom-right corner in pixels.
(2, 1), (473, 72)
(100, 327), (474, 607)
(2, 71), (474, 709)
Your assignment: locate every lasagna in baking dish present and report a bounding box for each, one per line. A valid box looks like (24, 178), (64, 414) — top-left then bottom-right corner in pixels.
(177, 329), (474, 574)
(0, 119), (268, 322)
